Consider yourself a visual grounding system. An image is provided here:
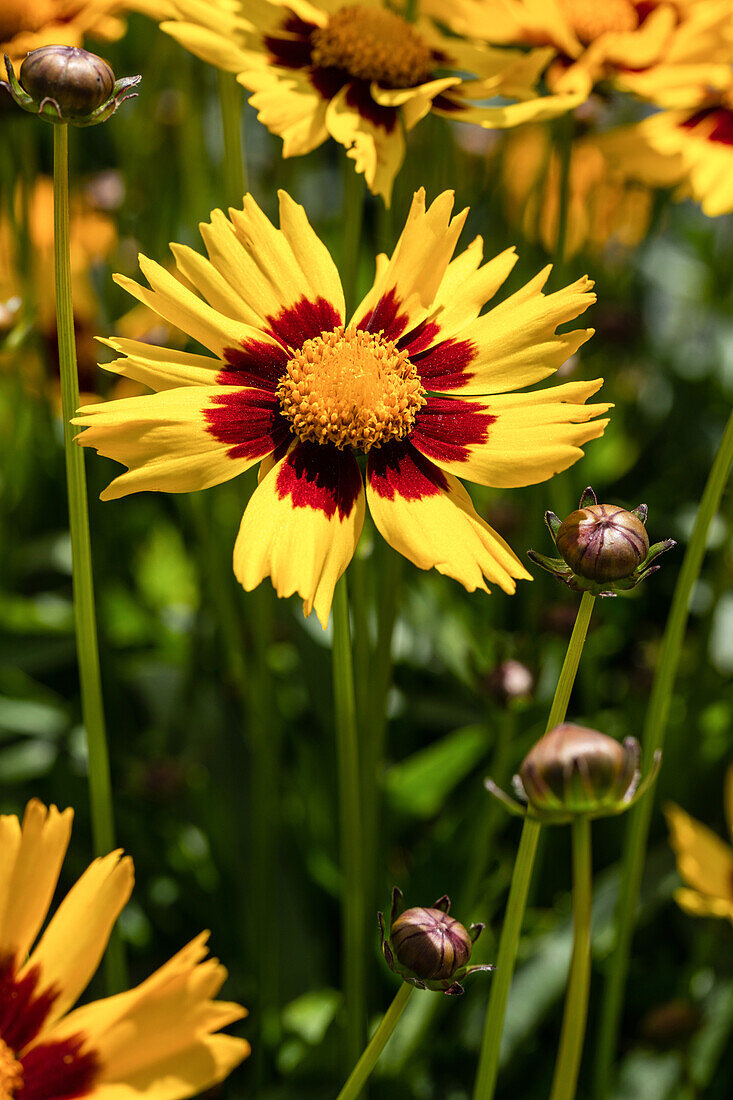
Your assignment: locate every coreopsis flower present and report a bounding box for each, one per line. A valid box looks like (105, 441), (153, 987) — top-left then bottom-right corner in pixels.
(1, 0), (127, 65)
(73, 189), (611, 628)
(142, 0), (581, 203)
(500, 123), (653, 259)
(427, 0), (733, 109)
(666, 768), (733, 924)
(0, 799), (249, 1097)
(599, 82), (733, 217)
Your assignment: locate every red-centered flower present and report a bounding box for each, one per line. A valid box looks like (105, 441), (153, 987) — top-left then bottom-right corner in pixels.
(74, 189), (611, 627)
(0, 800), (249, 1099)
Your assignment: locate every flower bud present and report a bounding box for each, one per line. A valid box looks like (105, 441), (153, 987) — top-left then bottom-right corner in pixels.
(391, 906), (472, 982)
(555, 503), (649, 582)
(518, 723), (639, 817)
(20, 46), (114, 118)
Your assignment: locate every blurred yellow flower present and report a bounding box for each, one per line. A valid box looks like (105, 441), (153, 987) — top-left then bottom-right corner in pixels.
(426, 0), (733, 108)
(73, 188), (610, 627)
(0, 799), (249, 1098)
(1, 0), (129, 63)
(665, 767), (733, 923)
(598, 81), (733, 217)
(500, 123), (653, 258)
(141, 0), (582, 202)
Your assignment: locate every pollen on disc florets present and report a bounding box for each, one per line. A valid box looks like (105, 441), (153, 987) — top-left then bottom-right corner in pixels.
(0, 1038), (24, 1099)
(558, 0), (639, 43)
(310, 5), (435, 88)
(277, 326), (426, 452)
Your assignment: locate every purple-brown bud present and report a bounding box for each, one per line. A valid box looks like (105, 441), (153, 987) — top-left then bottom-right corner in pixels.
(555, 503), (649, 582)
(20, 46), (114, 118)
(391, 906), (472, 982)
(518, 723), (639, 816)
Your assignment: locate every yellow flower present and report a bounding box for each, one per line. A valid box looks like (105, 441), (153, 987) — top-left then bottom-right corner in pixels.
(500, 123), (653, 258)
(142, 0), (582, 202)
(73, 189), (611, 627)
(427, 0), (733, 109)
(1, 0), (128, 64)
(0, 799), (249, 1098)
(665, 768), (733, 923)
(598, 82), (733, 217)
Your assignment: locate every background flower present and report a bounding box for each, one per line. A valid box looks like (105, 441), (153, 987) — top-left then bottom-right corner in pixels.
(666, 768), (733, 923)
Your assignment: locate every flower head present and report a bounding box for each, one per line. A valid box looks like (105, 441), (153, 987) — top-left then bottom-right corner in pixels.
(529, 486), (675, 595)
(3, 45), (140, 125)
(428, 0), (733, 109)
(486, 722), (661, 824)
(379, 888), (493, 994)
(142, 0), (582, 202)
(666, 767), (733, 924)
(0, 0), (129, 66)
(0, 799), (249, 1098)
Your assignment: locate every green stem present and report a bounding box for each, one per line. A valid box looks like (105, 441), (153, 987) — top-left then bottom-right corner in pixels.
(552, 111), (574, 289)
(472, 590), (596, 1100)
(54, 124), (124, 993)
(341, 164), (366, 315)
(549, 818), (593, 1100)
(594, 408), (733, 1098)
(217, 70), (247, 205)
(336, 983), (414, 1100)
(332, 576), (367, 1071)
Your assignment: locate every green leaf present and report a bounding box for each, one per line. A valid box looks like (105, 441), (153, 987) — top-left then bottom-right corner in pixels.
(385, 725), (488, 818)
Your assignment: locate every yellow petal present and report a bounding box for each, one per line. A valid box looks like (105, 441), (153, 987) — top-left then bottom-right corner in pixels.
(240, 66), (331, 157)
(674, 887), (733, 924)
(324, 83), (406, 205)
(98, 338), (225, 391)
(0, 800), (73, 964)
(233, 442), (365, 627)
(666, 802), (733, 902)
(367, 443), (530, 593)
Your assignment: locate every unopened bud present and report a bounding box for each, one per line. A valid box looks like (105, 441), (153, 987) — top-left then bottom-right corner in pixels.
(20, 46), (114, 118)
(555, 504), (649, 582)
(391, 906), (472, 982)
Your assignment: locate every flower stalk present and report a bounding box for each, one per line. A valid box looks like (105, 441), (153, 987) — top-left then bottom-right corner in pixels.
(332, 575), (367, 1069)
(217, 70), (247, 206)
(53, 123), (123, 992)
(336, 982), (414, 1100)
(549, 817), (593, 1100)
(594, 407), (733, 1097)
(472, 590), (596, 1099)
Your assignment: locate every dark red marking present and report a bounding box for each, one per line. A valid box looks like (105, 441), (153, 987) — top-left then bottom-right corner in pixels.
(264, 14), (317, 69)
(220, 339), (289, 392)
(410, 395), (495, 465)
(0, 957), (58, 1052)
(681, 106), (733, 146)
(275, 443), (362, 520)
(345, 81), (398, 132)
(399, 319), (441, 357)
(19, 1033), (100, 1100)
(413, 338), (477, 391)
(204, 388), (290, 460)
(358, 288), (410, 341)
(368, 441), (448, 501)
(265, 297), (342, 349)
(310, 65), (349, 102)
(432, 93), (460, 113)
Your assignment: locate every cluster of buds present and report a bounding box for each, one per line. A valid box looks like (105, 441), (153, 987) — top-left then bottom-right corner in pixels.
(379, 888), (494, 995)
(529, 487), (675, 596)
(486, 722), (661, 825)
(2, 46), (140, 126)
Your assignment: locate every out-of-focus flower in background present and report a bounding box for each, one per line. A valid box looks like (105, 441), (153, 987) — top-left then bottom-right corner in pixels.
(0, 799), (249, 1097)
(73, 188), (610, 626)
(666, 767), (733, 924)
(1, 0), (130, 64)
(138, 0), (584, 202)
(426, 0), (733, 108)
(500, 122), (653, 259)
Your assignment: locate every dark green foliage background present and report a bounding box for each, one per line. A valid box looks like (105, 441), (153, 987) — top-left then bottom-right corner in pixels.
(1, 14), (732, 1098)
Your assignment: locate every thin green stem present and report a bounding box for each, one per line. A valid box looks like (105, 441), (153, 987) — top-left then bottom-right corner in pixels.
(472, 590), (596, 1100)
(217, 70), (247, 205)
(332, 576), (367, 1071)
(552, 111), (574, 289)
(54, 124), (124, 993)
(336, 983), (414, 1100)
(341, 163), (366, 314)
(594, 408), (733, 1098)
(549, 818), (593, 1100)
